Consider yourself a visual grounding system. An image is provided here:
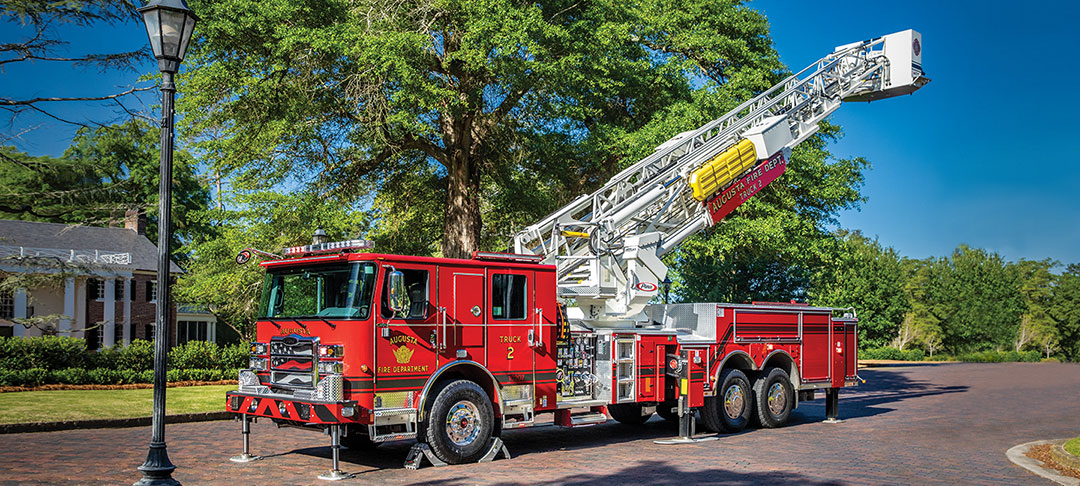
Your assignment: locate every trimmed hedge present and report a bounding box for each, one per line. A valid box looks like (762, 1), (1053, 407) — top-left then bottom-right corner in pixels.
(0, 337), (246, 372)
(860, 347), (926, 361)
(861, 347), (1043, 363)
(0, 337), (244, 386)
(0, 367), (230, 387)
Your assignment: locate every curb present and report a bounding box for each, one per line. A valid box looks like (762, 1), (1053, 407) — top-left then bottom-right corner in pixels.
(0, 411), (233, 435)
(1006, 439), (1080, 486)
(1054, 444), (1080, 470)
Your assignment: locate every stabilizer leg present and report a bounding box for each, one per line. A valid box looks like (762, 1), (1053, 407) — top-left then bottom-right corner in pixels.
(823, 388), (843, 424)
(318, 425), (353, 481)
(229, 414), (261, 463)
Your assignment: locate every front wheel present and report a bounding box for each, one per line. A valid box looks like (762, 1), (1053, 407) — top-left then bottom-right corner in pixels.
(752, 367), (793, 428)
(422, 380), (495, 464)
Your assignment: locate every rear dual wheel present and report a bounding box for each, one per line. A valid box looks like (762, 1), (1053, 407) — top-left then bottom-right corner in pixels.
(700, 368), (753, 433)
(752, 367), (794, 428)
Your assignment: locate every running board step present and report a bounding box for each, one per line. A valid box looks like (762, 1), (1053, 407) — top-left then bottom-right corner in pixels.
(554, 406), (608, 427)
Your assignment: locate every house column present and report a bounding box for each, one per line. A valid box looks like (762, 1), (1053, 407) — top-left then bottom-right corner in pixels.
(12, 289), (27, 337)
(103, 277), (115, 347)
(60, 278), (75, 334)
(209, 321), (216, 343)
(75, 280), (86, 339)
(122, 277), (132, 345)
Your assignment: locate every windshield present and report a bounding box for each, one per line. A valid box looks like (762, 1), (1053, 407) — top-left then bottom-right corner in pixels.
(259, 263), (376, 319)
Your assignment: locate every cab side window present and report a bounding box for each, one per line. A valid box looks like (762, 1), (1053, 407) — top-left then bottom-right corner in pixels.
(381, 269), (430, 319)
(491, 274), (527, 320)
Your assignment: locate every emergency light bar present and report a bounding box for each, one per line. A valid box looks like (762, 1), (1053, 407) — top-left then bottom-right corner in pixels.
(283, 239), (374, 256)
(472, 251), (544, 263)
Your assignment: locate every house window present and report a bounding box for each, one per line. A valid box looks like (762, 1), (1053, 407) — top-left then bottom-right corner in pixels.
(0, 290), (12, 319)
(177, 320), (209, 345)
(491, 274), (527, 320)
(146, 281), (157, 302)
(115, 279), (125, 301)
(145, 323), (155, 341)
(89, 279), (105, 300)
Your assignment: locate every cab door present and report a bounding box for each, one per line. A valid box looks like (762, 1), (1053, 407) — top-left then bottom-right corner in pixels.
(486, 270), (535, 389)
(374, 264), (437, 399)
(437, 269), (486, 366)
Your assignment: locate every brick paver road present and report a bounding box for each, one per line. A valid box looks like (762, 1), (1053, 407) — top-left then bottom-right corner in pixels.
(2, 362), (1078, 485)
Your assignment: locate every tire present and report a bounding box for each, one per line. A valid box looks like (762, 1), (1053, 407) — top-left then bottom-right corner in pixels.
(422, 380), (495, 464)
(607, 403), (651, 425)
(703, 368), (752, 433)
(656, 400), (679, 422)
(752, 367), (794, 428)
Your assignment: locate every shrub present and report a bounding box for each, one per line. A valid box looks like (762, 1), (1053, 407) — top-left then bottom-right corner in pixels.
(117, 340), (155, 371)
(220, 343), (248, 371)
(52, 368), (91, 385)
(6, 336), (91, 370)
(90, 344), (121, 369)
(902, 348), (925, 361)
(168, 340), (222, 370)
(87, 368), (121, 385)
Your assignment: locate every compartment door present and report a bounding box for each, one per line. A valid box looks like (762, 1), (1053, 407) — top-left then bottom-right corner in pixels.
(800, 312), (831, 382)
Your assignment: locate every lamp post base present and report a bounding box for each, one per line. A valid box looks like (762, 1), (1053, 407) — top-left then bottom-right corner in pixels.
(134, 443), (180, 486)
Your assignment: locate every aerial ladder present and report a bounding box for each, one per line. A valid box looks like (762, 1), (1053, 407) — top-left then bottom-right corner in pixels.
(512, 29), (929, 326)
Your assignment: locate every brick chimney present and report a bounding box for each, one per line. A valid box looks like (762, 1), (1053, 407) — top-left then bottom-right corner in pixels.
(124, 209), (147, 235)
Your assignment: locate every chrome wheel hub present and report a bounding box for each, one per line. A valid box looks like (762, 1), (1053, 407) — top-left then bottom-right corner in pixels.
(446, 400), (482, 446)
(767, 382), (786, 416)
(724, 384), (745, 419)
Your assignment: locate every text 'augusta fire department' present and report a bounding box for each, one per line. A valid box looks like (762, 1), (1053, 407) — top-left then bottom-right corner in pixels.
(224, 29), (929, 479)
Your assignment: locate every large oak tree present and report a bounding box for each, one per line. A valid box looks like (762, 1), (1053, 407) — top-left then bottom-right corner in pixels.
(178, 0), (780, 258)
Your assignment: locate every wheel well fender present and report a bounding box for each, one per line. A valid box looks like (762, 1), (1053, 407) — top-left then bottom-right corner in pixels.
(417, 360), (502, 421)
(761, 349), (800, 390)
(712, 350), (756, 387)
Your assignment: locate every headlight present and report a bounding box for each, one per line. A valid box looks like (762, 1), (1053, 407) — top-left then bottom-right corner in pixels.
(317, 361), (343, 374)
(238, 370), (260, 387)
(250, 342), (267, 355)
(249, 357), (268, 371)
(319, 344), (344, 358)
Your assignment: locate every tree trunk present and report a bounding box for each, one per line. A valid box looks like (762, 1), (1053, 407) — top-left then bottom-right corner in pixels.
(442, 148), (482, 259)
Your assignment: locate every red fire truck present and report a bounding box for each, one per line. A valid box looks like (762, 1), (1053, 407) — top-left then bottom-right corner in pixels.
(225, 29), (927, 479)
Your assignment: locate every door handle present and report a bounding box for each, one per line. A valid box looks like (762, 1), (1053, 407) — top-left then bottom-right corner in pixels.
(438, 306), (447, 351)
(534, 308), (543, 348)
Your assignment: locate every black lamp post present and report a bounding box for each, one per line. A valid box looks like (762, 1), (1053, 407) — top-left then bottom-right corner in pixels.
(662, 276), (672, 304)
(135, 1), (197, 485)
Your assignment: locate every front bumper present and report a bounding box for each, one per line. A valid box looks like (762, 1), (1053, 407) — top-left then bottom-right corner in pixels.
(225, 390), (367, 425)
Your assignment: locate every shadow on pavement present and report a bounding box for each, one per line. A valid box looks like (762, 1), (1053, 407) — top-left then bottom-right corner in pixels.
(405, 460), (848, 486)
(289, 365), (969, 472)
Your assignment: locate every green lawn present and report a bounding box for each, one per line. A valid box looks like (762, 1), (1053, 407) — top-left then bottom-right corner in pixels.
(1066, 436), (1080, 457)
(0, 385), (233, 424)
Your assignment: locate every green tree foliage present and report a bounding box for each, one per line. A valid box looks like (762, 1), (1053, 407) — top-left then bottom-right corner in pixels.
(669, 124), (867, 304)
(0, 120), (211, 256)
(809, 230), (907, 348)
(915, 246), (1024, 353)
(174, 191), (368, 338)
(177, 0), (781, 258)
(1051, 264), (1080, 361)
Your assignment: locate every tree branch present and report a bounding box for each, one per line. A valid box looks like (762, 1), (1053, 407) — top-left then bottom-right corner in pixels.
(0, 85), (156, 106)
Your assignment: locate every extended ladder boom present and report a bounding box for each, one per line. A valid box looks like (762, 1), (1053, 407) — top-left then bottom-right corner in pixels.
(512, 30), (928, 325)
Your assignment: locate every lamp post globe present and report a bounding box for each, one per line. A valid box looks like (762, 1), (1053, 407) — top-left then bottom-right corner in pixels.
(138, 0), (198, 73)
(135, 1), (196, 485)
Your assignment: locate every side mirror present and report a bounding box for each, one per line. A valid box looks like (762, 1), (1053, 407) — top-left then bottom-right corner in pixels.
(387, 270), (409, 314)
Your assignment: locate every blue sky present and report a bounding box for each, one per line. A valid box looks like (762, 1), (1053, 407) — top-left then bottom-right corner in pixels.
(3, 1), (1078, 265)
(755, 1), (1080, 265)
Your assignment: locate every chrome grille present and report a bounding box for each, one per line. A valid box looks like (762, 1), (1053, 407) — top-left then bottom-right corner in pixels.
(269, 334), (318, 388)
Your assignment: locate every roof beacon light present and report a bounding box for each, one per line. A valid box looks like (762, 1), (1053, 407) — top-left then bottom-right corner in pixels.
(283, 239), (374, 256)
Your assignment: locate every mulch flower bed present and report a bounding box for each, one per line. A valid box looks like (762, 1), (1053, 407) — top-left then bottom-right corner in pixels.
(1026, 443), (1080, 479)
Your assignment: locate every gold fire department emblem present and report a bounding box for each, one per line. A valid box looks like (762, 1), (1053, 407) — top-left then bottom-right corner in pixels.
(393, 344), (414, 364)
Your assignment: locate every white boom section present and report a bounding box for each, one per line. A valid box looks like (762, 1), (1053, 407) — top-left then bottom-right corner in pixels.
(513, 30), (928, 325)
